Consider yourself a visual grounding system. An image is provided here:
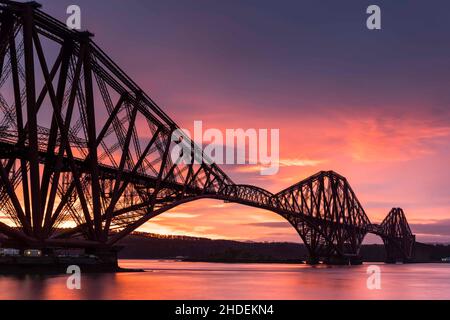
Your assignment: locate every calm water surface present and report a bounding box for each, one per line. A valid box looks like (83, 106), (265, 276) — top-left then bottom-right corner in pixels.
(0, 260), (449, 300)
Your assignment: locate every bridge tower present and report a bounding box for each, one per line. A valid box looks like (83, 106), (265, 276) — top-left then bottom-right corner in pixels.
(275, 171), (370, 265)
(379, 208), (415, 263)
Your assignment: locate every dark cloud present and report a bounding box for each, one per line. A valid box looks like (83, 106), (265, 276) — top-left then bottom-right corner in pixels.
(38, 0), (450, 123)
(245, 222), (291, 229)
(410, 220), (450, 237)
(248, 220), (450, 239)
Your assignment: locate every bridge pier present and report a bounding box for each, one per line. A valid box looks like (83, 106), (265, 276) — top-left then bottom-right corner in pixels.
(305, 256), (321, 265)
(384, 244), (415, 264)
(0, 244), (125, 274)
(305, 254), (363, 265)
(385, 257), (414, 264)
(323, 255), (363, 265)
(295, 226), (365, 265)
(85, 247), (121, 269)
(380, 209), (416, 264)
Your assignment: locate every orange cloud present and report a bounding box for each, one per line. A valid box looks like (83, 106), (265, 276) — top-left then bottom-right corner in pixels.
(134, 110), (450, 243)
(344, 117), (450, 162)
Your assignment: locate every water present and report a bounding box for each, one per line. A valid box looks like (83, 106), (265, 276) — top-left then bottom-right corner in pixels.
(0, 260), (449, 300)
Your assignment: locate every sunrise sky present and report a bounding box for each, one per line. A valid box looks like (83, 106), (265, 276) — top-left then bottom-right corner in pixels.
(37, 0), (450, 243)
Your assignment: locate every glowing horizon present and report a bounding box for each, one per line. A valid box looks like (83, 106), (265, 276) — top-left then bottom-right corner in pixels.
(3, 0), (448, 244)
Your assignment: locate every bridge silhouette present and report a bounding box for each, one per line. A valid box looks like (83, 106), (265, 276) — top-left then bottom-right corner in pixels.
(0, 1), (415, 265)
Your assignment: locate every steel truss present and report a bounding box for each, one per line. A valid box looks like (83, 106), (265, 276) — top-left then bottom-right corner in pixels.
(0, 1), (415, 263)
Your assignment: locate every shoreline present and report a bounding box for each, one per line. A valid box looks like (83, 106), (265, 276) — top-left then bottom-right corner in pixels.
(126, 258), (449, 265)
(0, 256), (144, 275)
(0, 264), (144, 275)
(181, 258), (305, 264)
(1, 258), (447, 275)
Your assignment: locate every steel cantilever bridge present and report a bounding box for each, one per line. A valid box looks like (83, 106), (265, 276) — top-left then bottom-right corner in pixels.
(0, 1), (415, 264)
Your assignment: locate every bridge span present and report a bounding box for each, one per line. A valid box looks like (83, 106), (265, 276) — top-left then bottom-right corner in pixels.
(0, 1), (415, 266)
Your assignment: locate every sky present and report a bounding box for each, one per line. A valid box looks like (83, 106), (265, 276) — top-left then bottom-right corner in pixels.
(34, 0), (450, 243)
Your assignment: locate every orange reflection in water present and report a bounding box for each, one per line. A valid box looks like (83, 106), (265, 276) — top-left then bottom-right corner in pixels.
(0, 260), (449, 300)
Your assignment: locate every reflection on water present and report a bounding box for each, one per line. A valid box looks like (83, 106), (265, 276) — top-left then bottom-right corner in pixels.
(0, 260), (449, 300)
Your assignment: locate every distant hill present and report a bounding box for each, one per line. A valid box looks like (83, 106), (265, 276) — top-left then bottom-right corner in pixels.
(117, 232), (306, 262)
(117, 232), (450, 263)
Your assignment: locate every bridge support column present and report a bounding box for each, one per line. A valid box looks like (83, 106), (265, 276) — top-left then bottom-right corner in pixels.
(323, 255), (363, 265)
(291, 219), (365, 265)
(383, 240), (415, 264)
(380, 209), (416, 264)
(305, 257), (320, 265)
(289, 219), (327, 265)
(85, 246), (121, 268)
(306, 253), (363, 265)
